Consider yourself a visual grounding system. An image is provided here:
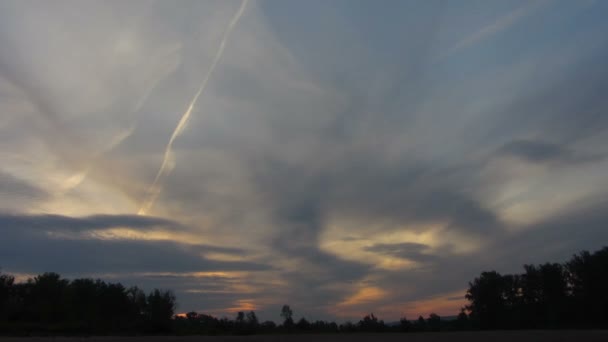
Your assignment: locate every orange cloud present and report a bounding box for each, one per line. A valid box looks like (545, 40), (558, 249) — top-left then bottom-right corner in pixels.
(225, 299), (258, 313)
(329, 287), (387, 318)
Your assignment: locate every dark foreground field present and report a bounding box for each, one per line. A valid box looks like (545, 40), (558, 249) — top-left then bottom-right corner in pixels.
(2, 331), (608, 342)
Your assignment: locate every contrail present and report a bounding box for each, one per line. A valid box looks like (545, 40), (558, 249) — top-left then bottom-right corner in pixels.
(138, 0), (249, 215)
(435, 0), (550, 62)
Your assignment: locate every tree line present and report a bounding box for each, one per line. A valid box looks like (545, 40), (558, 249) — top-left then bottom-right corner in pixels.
(464, 246), (608, 329)
(0, 272), (176, 334)
(1, 246), (607, 334)
(173, 305), (454, 334)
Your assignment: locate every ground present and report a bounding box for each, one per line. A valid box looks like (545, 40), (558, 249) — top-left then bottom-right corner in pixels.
(1, 331), (608, 342)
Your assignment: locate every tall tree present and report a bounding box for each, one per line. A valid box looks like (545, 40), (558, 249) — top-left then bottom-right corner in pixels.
(566, 247), (608, 327)
(280, 304), (294, 327)
(145, 289), (176, 332)
(29, 272), (69, 323)
(0, 272), (15, 321)
(465, 271), (508, 329)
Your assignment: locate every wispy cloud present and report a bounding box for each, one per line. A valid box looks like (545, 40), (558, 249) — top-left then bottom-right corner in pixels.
(437, 0), (551, 60)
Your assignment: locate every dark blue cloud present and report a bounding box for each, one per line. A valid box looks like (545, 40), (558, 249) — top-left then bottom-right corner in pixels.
(0, 171), (48, 201)
(498, 139), (604, 164)
(0, 213), (269, 275)
(0, 212), (183, 232)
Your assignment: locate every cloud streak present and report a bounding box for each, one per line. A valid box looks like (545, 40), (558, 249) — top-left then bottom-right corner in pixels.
(139, 0), (249, 215)
(497, 139), (605, 164)
(438, 0), (550, 60)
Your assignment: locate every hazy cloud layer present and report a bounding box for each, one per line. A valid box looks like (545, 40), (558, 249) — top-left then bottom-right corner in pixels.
(1, 0), (608, 321)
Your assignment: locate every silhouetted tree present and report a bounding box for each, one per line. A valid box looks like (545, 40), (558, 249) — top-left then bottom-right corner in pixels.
(126, 286), (147, 329)
(399, 315), (411, 332)
(29, 272), (69, 324)
(246, 311), (258, 327)
(521, 263), (567, 328)
(296, 317), (311, 331)
(236, 311), (245, 324)
(0, 272), (14, 321)
(566, 247), (608, 327)
(145, 289), (176, 332)
(67, 278), (101, 331)
(415, 315), (426, 331)
(358, 313), (385, 332)
(464, 246), (608, 329)
(260, 320), (276, 332)
(311, 320), (338, 333)
(339, 321), (356, 332)
(280, 304), (294, 328)
(453, 308), (469, 330)
(465, 271), (509, 329)
(427, 313), (441, 331)
(0, 271), (184, 334)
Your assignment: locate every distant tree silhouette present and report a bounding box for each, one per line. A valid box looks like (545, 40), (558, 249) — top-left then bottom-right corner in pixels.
(246, 310), (259, 327)
(415, 315), (426, 331)
(260, 320), (276, 332)
(455, 309), (470, 330)
(311, 319), (338, 333)
(280, 304), (294, 328)
(236, 311), (245, 325)
(427, 313), (441, 331)
(338, 321), (356, 332)
(358, 313), (385, 332)
(399, 315), (411, 332)
(296, 317), (311, 331)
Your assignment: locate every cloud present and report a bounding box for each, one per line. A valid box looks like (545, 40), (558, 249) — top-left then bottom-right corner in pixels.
(0, 171), (48, 201)
(0, 171), (49, 213)
(365, 242), (437, 263)
(486, 195), (608, 268)
(0, 212), (183, 232)
(0, 212), (270, 275)
(498, 139), (604, 164)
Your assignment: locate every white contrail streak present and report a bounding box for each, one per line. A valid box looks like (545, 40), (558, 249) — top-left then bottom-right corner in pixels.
(435, 0), (550, 62)
(138, 0), (248, 215)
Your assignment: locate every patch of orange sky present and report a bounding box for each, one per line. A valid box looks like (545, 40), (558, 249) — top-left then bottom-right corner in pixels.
(330, 288), (466, 321)
(379, 290), (467, 319)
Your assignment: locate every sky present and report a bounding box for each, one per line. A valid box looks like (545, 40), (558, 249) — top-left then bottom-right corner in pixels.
(1, 0), (608, 322)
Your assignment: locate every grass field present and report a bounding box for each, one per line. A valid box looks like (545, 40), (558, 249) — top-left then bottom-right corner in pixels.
(2, 331), (608, 342)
